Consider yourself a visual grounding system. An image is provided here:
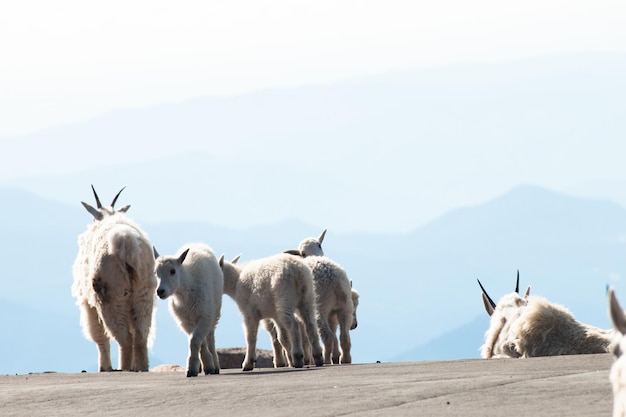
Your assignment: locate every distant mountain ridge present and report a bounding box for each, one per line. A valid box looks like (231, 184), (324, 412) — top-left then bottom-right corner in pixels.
(1, 52), (626, 233)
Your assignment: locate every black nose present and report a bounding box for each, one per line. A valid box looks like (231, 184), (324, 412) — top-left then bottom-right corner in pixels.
(157, 288), (165, 298)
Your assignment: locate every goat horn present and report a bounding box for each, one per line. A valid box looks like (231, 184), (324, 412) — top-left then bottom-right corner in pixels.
(515, 270), (520, 294)
(90, 184), (103, 209)
(318, 229), (327, 244)
(477, 279), (496, 309)
(111, 186), (127, 208)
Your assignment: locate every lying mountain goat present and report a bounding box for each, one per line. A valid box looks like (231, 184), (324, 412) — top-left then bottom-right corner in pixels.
(154, 243), (223, 377)
(218, 253), (323, 371)
(72, 186), (156, 371)
(608, 288), (626, 417)
(478, 271), (614, 358)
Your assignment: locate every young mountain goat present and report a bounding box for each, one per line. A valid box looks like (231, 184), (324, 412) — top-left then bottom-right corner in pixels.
(283, 230), (359, 364)
(478, 271), (614, 358)
(72, 186), (156, 371)
(278, 252), (358, 364)
(154, 243), (223, 377)
(608, 287), (626, 417)
(266, 282), (360, 367)
(218, 253), (323, 371)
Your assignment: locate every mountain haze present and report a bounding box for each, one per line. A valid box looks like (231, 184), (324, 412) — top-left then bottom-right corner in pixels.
(2, 52), (626, 233)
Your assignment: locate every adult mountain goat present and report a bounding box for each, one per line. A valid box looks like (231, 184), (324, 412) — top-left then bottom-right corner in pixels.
(72, 186), (156, 371)
(608, 287), (626, 417)
(478, 271), (613, 358)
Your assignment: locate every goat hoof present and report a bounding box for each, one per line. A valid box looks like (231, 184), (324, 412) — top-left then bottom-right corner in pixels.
(314, 355), (324, 367)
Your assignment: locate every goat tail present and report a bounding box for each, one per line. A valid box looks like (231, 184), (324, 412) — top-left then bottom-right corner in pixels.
(107, 224), (151, 274)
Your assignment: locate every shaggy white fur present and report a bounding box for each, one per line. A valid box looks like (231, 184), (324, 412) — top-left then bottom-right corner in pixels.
(72, 186), (156, 371)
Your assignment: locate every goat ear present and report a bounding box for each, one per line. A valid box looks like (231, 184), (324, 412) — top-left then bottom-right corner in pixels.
(118, 204), (131, 213)
(231, 254), (241, 264)
(482, 293), (495, 316)
(81, 201), (103, 221)
(178, 248), (190, 264)
(153, 246), (160, 259)
(318, 229), (327, 244)
(284, 249), (304, 257)
(523, 286), (531, 299)
(477, 279), (496, 316)
(609, 288), (626, 335)
(218, 254), (224, 268)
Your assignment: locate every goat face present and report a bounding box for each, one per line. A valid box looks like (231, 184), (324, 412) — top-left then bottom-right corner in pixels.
(482, 292), (529, 358)
(155, 261), (180, 299)
(478, 272), (530, 359)
(609, 288), (626, 417)
(154, 248), (189, 300)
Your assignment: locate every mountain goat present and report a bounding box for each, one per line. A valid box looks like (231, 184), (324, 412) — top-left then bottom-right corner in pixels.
(479, 271), (613, 358)
(277, 253), (358, 364)
(154, 243), (223, 377)
(218, 253), (323, 371)
(608, 287), (626, 417)
(266, 282), (360, 367)
(72, 186), (156, 371)
(283, 230), (359, 364)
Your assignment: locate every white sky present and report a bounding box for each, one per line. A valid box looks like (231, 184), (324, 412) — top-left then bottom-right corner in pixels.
(1, 0), (626, 138)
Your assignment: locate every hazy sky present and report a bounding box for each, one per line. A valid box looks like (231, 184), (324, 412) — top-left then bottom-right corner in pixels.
(2, 0), (625, 138)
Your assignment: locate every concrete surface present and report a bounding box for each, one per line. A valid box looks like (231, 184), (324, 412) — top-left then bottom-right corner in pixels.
(0, 354), (615, 416)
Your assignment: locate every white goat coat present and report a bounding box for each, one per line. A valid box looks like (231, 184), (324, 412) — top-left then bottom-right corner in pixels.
(608, 288), (626, 417)
(72, 211), (156, 371)
(302, 255), (356, 364)
(482, 292), (613, 359)
(155, 243), (223, 377)
(221, 253), (323, 371)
